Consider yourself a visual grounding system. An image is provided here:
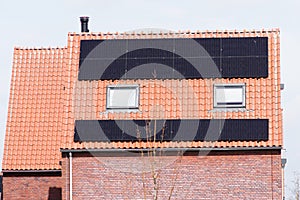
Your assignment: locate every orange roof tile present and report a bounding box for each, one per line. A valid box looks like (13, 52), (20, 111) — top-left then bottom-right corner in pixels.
(3, 29), (282, 170)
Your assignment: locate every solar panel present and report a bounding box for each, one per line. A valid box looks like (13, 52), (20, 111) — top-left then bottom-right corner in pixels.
(74, 119), (269, 142)
(78, 37), (268, 80)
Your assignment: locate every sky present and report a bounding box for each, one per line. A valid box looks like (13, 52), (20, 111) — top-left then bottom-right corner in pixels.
(0, 0), (299, 197)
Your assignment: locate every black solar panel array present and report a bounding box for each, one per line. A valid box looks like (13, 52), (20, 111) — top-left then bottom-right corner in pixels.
(78, 37), (268, 80)
(74, 119), (268, 142)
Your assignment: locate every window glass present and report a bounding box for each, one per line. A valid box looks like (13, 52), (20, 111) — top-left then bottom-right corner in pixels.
(107, 85), (139, 109)
(214, 84), (245, 108)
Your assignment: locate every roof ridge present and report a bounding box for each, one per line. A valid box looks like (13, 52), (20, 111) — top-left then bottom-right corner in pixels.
(68, 28), (280, 37)
(14, 46), (67, 50)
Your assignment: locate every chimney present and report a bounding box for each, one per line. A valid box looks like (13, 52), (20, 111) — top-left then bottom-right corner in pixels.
(80, 16), (89, 32)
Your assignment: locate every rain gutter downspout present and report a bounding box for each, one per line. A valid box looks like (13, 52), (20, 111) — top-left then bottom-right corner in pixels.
(69, 152), (72, 200)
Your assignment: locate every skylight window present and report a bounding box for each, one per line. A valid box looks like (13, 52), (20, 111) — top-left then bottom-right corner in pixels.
(214, 84), (246, 108)
(106, 85), (139, 110)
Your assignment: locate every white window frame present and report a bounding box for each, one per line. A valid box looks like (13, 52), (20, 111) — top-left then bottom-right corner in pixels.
(213, 83), (246, 108)
(106, 84), (139, 110)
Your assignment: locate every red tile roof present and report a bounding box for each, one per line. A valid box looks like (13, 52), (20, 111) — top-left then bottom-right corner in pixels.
(2, 29), (282, 170)
(3, 47), (67, 170)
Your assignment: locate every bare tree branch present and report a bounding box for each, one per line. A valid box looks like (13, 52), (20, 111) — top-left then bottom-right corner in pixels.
(289, 171), (300, 200)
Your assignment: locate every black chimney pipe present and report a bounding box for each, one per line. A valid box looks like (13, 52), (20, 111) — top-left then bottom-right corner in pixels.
(80, 16), (89, 32)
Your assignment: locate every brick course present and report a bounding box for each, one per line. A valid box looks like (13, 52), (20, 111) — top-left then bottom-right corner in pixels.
(61, 150), (282, 200)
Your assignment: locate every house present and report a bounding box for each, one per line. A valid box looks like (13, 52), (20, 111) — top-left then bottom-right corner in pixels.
(2, 17), (283, 199)
(0, 172), (2, 200)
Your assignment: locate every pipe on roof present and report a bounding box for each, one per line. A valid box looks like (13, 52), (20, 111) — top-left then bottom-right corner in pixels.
(80, 16), (89, 33)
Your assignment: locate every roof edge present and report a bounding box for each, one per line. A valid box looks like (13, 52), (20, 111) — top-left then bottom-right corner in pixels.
(60, 146), (282, 153)
(68, 28), (280, 37)
(2, 169), (61, 173)
(14, 46), (67, 51)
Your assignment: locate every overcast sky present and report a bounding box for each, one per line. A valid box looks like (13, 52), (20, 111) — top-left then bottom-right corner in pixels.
(0, 0), (299, 197)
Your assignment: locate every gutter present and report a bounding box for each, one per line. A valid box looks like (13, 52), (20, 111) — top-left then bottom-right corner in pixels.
(2, 170), (61, 173)
(60, 146), (282, 153)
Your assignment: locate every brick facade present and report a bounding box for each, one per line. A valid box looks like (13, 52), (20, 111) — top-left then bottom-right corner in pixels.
(2, 172), (63, 200)
(61, 150), (282, 200)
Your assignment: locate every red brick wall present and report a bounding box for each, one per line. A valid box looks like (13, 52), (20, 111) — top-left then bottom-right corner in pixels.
(2, 150), (281, 200)
(62, 150), (282, 200)
(2, 172), (63, 200)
